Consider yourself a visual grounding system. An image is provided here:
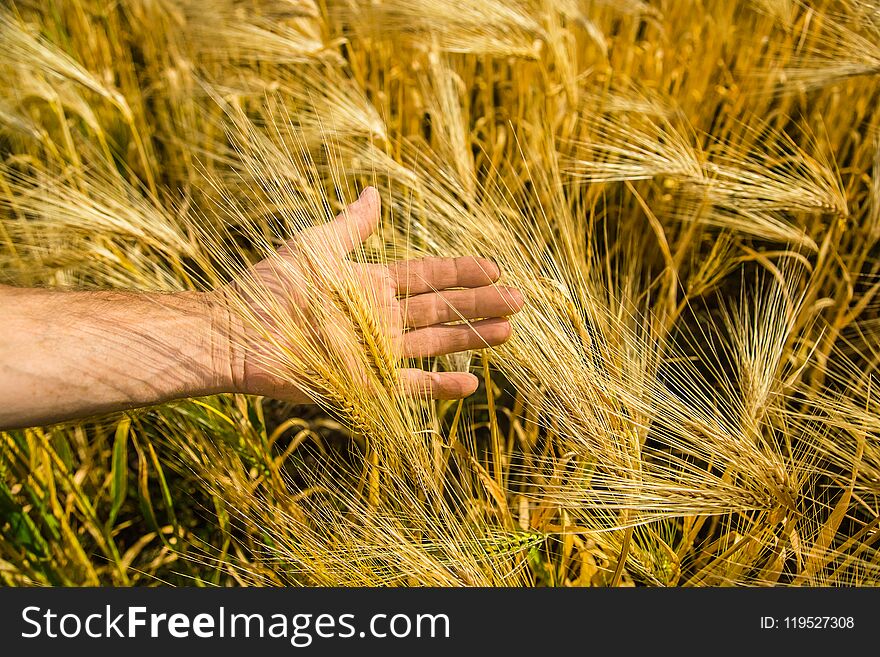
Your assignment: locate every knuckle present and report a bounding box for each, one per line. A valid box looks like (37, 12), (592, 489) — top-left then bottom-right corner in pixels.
(457, 328), (473, 350)
(466, 288), (479, 315)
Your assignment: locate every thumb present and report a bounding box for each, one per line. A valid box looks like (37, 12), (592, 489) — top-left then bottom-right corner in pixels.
(306, 186), (381, 256)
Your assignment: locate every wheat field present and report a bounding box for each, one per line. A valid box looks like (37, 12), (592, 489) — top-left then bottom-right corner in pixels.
(1, 0), (879, 587)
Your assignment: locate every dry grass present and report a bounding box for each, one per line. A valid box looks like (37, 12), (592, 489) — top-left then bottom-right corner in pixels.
(1, 0), (880, 586)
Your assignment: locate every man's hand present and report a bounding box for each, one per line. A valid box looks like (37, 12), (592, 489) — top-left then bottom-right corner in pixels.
(0, 187), (523, 430)
(215, 187), (524, 402)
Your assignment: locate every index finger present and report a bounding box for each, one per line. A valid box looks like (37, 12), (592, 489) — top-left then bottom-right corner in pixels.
(389, 256), (500, 295)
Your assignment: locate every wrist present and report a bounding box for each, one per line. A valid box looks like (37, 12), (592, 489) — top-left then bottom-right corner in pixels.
(201, 287), (246, 395)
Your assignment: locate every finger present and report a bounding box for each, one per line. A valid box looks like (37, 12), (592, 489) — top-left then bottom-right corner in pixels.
(402, 285), (524, 328)
(390, 256), (500, 295)
(400, 369), (480, 400)
(402, 317), (512, 358)
(295, 186), (381, 257)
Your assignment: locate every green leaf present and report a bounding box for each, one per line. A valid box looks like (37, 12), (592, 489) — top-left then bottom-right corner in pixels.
(108, 417), (130, 527)
(0, 479), (50, 558)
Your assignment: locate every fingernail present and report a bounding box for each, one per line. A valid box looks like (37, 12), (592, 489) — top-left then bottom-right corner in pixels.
(504, 287), (525, 308)
(486, 258), (501, 279)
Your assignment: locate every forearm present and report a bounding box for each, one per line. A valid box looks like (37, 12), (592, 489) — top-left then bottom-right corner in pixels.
(0, 285), (234, 430)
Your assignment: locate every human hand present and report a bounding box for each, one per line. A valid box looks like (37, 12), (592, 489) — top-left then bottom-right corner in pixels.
(212, 187), (524, 403)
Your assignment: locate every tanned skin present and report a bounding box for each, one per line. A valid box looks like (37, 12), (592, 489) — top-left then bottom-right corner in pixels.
(0, 188), (524, 430)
